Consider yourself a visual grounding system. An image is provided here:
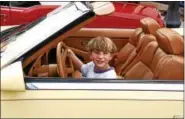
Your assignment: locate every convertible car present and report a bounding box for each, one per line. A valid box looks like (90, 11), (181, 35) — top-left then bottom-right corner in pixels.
(1, 2), (183, 118)
(0, 1), (165, 28)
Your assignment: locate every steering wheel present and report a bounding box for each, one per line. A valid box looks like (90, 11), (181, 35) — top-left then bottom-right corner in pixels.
(56, 42), (74, 78)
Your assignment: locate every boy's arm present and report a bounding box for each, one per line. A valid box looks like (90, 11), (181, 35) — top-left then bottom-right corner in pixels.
(68, 49), (84, 71)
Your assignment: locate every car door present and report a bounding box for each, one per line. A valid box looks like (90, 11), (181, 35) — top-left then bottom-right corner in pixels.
(1, 62), (184, 118)
(1, 62), (183, 118)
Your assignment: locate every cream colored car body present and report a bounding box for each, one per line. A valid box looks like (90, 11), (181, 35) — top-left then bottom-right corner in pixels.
(1, 62), (183, 118)
(2, 88), (183, 118)
(1, 2), (183, 118)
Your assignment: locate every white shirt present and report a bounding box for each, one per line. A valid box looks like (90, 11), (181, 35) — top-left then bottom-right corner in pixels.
(81, 61), (117, 79)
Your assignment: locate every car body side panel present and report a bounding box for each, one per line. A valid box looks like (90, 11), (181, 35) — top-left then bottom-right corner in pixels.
(1, 90), (183, 118)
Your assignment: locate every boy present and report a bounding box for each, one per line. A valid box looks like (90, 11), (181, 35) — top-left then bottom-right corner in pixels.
(68, 36), (117, 78)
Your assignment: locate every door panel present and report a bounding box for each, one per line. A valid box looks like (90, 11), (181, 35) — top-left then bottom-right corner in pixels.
(1, 90), (183, 118)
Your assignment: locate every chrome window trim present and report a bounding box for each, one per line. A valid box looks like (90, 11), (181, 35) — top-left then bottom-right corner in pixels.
(26, 82), (183, 91)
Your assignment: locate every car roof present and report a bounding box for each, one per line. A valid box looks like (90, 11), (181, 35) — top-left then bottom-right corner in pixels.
(1, 2), (95, 69)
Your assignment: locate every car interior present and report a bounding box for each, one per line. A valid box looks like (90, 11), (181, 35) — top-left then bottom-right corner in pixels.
(23, 17), (184, 80)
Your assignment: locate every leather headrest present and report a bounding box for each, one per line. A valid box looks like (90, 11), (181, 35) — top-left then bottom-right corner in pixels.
(140, 17), (161, 34)
(155, 28), (184, 55)
(129, 28), (143, 47)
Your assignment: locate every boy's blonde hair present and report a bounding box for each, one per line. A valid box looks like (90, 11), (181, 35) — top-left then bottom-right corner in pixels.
(86, 36), (117, 53)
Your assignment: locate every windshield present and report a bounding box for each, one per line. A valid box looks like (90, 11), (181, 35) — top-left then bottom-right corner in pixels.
(1, 2), (92, 69)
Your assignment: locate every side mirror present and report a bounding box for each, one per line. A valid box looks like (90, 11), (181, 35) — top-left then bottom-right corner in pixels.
(1, 61), (25, 91)
(91, 2), (115, 15)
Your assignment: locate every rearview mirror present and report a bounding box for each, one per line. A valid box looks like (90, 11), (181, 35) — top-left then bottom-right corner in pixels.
(91, 2), (115, 15)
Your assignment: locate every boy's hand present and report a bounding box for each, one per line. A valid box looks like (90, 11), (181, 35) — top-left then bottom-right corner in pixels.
(67, 49), (75, 57)
(67, 49), (84, 71)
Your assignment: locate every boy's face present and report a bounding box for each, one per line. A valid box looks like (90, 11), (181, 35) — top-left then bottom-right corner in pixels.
(90, 51), (113, 70)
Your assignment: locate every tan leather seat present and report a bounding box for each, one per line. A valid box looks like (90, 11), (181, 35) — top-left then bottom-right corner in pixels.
(121, 28), (184, 80)
(140, 17), (161, 35)
(115, 17), (161, 75)
(114, 28), (143, 73)
(74, 18), (164, 79)
(154, 28), (184, 80)
(122, 34), (158, 79)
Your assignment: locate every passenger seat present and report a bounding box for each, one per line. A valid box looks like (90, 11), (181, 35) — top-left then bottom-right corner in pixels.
(122, 34), (158, 79)
(115, 17), (161, 75)
(122, 28), (184, 80)
(154, 28), (184, 80)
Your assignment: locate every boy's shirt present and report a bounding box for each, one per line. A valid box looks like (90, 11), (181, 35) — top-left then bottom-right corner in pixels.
(81, 61), (117, 79)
